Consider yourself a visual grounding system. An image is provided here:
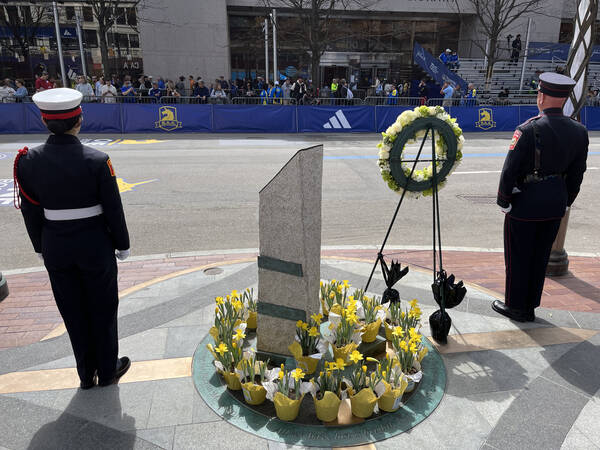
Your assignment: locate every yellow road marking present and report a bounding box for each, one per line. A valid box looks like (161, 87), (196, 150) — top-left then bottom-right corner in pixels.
(117, 178), (158, 193)
(429, 327), (598, 354)
(0, 357), (191, 394)
(40, 258), (256, 342)
(106, 138), (122, 146)
(118, 139), (165, 145)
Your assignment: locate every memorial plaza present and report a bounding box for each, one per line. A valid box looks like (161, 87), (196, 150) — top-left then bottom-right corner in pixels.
(0, 132), (598, 449)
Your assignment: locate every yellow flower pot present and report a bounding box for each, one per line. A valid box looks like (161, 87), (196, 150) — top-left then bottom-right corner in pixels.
(313, 391), (342, 422)
(274, 392), (304, 421)
(332, 342), (358, 363)
(361, 319), (382, 343)
(288, 341), (320, 375)
(246, 311), (257, 330)
(241, 381), (267, 405)
(377, 379), (409, 412)
(221, 370), (242, 391)
(350, 387), (378, 418)
(384, 321), (395, 341)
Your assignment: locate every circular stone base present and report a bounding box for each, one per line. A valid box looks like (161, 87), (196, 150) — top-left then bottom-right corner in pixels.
(192, 335), (446, 447)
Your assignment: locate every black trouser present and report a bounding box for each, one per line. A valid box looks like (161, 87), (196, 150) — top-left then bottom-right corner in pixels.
(503, 215), (561, 312)
(42, 217), (119, 383)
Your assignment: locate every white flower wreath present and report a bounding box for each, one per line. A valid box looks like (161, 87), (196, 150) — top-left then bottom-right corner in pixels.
(377, 105), (465, 198)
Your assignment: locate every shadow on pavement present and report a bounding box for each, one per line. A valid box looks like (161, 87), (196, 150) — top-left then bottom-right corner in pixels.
(27, 386), (136, 450)
(552, 273), (600, 304)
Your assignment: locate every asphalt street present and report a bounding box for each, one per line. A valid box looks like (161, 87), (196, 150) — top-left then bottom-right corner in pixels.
(1, 132), (598, 269)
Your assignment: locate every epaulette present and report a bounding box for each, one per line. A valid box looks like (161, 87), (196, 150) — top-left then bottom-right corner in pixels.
(519, 115), (541, 128)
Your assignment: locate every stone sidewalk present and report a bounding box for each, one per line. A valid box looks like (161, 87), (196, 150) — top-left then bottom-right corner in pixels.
(0, 250), (598, 449)
(1, 247), (599, 350)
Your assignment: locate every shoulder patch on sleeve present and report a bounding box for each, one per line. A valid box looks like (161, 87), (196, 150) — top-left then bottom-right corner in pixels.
(509, 130), (522, 150)
(107, 158), (116, 177)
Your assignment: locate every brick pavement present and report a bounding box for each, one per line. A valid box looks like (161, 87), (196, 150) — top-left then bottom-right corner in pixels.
(1, 249), (598, 350)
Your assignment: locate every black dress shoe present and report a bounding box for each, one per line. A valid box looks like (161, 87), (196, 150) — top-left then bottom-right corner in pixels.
(492, 300), (535, 322)
(99, 357), (131, 387)
(80, 378), (96, 390)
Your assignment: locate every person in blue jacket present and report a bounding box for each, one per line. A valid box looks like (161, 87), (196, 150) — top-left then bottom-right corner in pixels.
(260, 83), (270, 105)
(387, 85), (398, 105)
(271, 81), (283, 105)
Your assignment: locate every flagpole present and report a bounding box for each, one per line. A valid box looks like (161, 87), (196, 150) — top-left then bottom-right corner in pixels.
(519, 18), (532, 91)
(52, 1), (68, 87)
(548, 0), (598, 276)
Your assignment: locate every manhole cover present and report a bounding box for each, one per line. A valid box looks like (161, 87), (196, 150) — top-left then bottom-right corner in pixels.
(204, 267), (224, 276)
(457, 194), (497, 204)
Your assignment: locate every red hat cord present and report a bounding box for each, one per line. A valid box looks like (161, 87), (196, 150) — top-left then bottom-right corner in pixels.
(13, 147), (41, 209)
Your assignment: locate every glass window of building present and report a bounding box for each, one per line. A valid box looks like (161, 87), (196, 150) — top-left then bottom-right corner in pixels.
(66, 6), (76, 21)
(129, 34), (139, 48)
(127, 8), (137, 26)
(118, 33), (129, 49)
(83, 6), (94, 22)
(116, 8), (127, 25)
(84, 29), (98, 47)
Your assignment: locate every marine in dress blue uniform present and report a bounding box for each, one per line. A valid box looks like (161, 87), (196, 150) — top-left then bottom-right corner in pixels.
(14, 88), (131, 388)
(493, 73), (588, 322)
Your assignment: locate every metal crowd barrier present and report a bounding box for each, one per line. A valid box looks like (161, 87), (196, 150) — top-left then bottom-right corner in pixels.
(365, 96), (425, 106)
(161, 96), (229, 104)
(231, 97), (296, 105)
(312, 97), (364, 106)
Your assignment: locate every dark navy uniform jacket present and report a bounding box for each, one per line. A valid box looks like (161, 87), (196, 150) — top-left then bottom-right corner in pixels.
(17, 134), (130, 253)
(497, 108), (588, 210)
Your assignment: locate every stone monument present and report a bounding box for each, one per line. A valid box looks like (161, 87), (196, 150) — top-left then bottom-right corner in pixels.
(257, 145), (323, 356)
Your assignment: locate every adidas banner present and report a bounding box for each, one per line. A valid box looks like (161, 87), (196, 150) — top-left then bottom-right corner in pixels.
(213, 105), (296, 133)
(297, 106), (375, 133)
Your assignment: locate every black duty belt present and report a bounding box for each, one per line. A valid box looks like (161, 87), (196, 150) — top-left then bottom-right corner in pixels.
(523, 173), (561, 184)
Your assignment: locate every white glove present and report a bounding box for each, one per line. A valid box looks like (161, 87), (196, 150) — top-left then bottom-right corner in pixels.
(115, 249), (130, 261)
(566, 206), (570, 212)
(36, 253), (44, 262)
(500, 204), (512, 214)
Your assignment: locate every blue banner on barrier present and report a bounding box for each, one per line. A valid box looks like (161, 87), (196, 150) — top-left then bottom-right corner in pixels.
(81, 103), (122, 133)
(212, 105), (296, 133)
(23, 103), (47, 134)
(375, 106), (412, 132)
(297, 106), (375, 132)
(122, 104), (211, 133)
(0, 104), (27, 134)
(413, 42), (468, 92)
(4, 104), (600, 135)
(448, 106), (520, 133)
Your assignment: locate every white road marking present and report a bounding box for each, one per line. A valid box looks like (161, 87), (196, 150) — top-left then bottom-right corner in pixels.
(453, 167), (598, 175)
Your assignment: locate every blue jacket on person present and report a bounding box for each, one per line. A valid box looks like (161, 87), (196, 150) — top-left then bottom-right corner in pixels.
(260, 89), (269, 105)
(439, 53), (449, 64)
(387, 89), (398, 105)
(270, 86), (283, 104)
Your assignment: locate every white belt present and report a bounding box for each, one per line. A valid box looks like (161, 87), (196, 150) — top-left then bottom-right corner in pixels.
(44, 205), (103, 221)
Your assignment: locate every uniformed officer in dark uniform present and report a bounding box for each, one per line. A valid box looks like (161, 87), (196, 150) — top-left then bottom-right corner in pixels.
(14, 88), (131, 388)
(493, 73), (588, 322)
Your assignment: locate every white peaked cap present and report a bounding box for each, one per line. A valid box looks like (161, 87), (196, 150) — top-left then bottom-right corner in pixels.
(32, 88), (83, 111)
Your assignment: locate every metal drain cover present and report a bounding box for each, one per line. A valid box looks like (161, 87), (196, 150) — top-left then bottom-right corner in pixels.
(204, 267), (224, 276)
(457, 194), (497, 204)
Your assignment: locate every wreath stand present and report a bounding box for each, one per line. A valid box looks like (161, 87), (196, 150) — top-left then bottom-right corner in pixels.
(364, 116), (465, 344)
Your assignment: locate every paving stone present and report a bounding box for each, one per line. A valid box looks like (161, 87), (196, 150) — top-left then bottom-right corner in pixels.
(164, 325), (210, 359)
(173, 421), (268, 450)
(118, 328), (169, 361)
(158, 303), (215, 329)
(569, 311), (600, 330)
(566, 390), (600, 445)
(132, 426), (176, 450)
(561, 425), (600, 450)
(486, 376), (590, 450)
(191, 390), (221, 424)
(465, 389), (521, 428)
(146, 378), (195, 429)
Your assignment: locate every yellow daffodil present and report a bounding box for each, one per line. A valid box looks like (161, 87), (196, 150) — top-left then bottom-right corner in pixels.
(382, 370), (387, 379)
(401, 311), (406, 319)
(215, 342), (228, 355)
(232, 300), (243, 311)
(320, 281), (324, 287)
(336, 285), (343, 294)
(215, 296), (224, 305)
(233, 329), (246, 341)
(214, 307), (219, 315)
(343, 280), (350, 288)
(362, 365), (368, 373)
(392, 326), (404, 337)
(331, 279), (337, 284)
(296, 320), (304, 328)
(301, 322), (309, 331)
(409, 299), (418, 309)
(410, 343), (418, 354)
(399, 340), (409, 352)
(308, 326), (319, 337)
(329, 292), (335, 300)
(366, 357), (379, 363)
(231, 290), (238, 298)
(278, 370), (284, 380)
(349, 350), (363, 364)
(335, 358), (346, 370)
(291, 368), (305, 381)
(311, 313), (323, 324)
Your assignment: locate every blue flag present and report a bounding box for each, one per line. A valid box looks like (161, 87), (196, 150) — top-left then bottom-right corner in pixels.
(413, 42), (468, 92)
